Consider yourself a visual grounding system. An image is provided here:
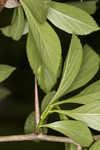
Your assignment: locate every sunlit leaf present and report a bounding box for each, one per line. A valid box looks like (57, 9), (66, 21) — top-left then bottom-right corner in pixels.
(21, 0), (51, 23)
(48, 2), (99, 35)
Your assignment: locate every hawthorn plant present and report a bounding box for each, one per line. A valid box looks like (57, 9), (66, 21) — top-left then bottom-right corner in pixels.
(0, 0), (100, 150)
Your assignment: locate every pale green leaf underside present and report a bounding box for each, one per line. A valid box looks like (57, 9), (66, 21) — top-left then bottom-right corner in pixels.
(66, 45), (100, 94)
(42, 120), (93, 147)
(51, 35), (82, 103)
(1, 7), (25, 41)
(21, 0), (61, 92)
(21, 0), (51, 23)
(68, 1), (97, 14)
(27, 32), (58, 92)
(66, 80), (100, 104)
(59, 80), (100, 105)
(62, 92), (100, 105)
(57, 101), (100, 131)
(48, 2), (99, 35)
(27, 29), (61, 92)
(89, 140), (100, 150)
(0, 65), (15, 83)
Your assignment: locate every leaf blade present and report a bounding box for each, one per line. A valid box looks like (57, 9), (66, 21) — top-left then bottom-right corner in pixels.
(21, 0), (62, 92)
(68, 1), (97, 15)
(57, 80), (100, 105)
(48, 2), (99, 35)
(51, 35), (83, 103)
(89, 140), (100, 150)
(66, 45), (100, 94)
(1, 6), (25, 41)
(21, 0), (51, 23)
(41, 120), (93, 147)
(0, 65), (15, 83)
(56, 101), (100, 131)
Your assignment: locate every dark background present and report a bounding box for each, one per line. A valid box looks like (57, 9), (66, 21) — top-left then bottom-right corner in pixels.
(0, 0), (100, 149)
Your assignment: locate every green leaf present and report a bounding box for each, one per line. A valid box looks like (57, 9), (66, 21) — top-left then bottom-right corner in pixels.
(69, 144), (77, 150)
(27, 29), (61, 92)
(0, 65), (15, 83)
(50, 35), (82, 103)
(1, 6), (25, 41)
(41, 91), (56, 113)
(41, 120), (93, 147)
(68, 1), (97, 14)
(68, 80), (100, 104)
(70, 144), (77, 150)
(66, 45), (100, 94)
(65, 144), (77, 150)
(56, 101), (100, 131)
(21, 0), (51, 23)
(55, 80), (100, 105)
(48, 2), (99, 35)
(79, 80), (100, 96)
(22, 2), (61, 92)
(65, 144), (70, 150)
(0, 87), (11, 101)
(24, 112), (35, 134)
(89, 140), (100, 150)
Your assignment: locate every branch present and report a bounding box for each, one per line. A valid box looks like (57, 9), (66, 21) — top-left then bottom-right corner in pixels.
(34, 77), (40, 130)
(0, 134), (82, 150)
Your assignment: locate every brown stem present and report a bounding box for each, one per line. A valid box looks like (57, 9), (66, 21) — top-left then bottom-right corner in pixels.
(34, 76), (40, 131)
(93, 135), (100, 141)
(0, 134), (82, 150)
